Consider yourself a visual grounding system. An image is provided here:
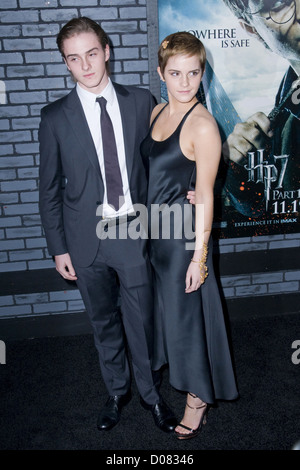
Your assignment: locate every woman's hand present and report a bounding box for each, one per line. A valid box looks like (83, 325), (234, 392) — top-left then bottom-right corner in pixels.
(185, 260), (207, 293)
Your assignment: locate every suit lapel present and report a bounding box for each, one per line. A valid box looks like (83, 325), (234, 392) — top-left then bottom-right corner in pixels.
(63, 88), (102, 177)
(114, 83), (136, 180)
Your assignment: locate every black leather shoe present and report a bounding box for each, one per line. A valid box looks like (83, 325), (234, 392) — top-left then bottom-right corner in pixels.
(140, 398), (177, 433)
(97, 392), (131, 431)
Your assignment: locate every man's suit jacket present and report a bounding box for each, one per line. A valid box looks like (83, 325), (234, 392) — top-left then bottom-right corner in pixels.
(39, 82), (155, 267)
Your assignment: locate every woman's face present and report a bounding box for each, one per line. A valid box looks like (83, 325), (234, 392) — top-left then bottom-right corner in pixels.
(158, 53), (203, 103)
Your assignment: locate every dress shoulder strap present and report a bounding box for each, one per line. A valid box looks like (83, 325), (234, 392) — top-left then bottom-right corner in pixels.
(150, 100), (201, 137)
(179, 101), (201, 128)
(149, 102), (169, 130)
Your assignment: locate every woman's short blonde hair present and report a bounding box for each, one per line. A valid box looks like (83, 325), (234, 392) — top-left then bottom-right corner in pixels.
(158, 31), (206, 76)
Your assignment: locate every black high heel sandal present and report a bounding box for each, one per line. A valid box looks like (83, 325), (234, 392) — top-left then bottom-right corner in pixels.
(175, 393), (208, 440)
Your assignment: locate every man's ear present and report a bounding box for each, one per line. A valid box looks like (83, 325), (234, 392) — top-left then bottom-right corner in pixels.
(157, 66), (165, 82)
(104, 43), (110, 62)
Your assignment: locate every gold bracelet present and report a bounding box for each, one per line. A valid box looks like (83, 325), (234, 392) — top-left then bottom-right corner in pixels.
(191, 243), (208, 283)
(191, 243), (208, 264)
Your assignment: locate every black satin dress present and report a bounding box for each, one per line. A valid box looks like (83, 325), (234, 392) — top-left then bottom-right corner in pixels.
(141, 102), (238, 404)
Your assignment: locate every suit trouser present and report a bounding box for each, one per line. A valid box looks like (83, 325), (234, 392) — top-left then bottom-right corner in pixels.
(74, 220), (160, 405)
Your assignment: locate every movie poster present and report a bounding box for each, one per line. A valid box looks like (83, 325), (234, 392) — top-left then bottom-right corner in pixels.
(157, 0), (300, 238)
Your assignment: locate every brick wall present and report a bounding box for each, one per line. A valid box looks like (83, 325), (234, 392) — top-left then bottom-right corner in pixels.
(0, 0), (299, 324)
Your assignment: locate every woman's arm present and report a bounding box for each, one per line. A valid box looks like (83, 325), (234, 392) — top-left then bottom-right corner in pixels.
(185, 113), (221, 293)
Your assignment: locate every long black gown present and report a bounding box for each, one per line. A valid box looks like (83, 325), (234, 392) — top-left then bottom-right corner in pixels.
(141, 101), (238, 404)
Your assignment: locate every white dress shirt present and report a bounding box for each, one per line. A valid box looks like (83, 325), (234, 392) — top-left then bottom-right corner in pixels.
(76, 79), (134, 218)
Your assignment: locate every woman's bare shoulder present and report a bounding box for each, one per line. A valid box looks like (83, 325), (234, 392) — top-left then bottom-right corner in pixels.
(191, 103), (219, 136)
(150, 102), (167, 124)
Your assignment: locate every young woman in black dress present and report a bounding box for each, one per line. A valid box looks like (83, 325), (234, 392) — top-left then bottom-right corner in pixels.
(141, 32), (238, 440)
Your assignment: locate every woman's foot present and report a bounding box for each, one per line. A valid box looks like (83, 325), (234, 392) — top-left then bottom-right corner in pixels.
(175, 393), (208, 440)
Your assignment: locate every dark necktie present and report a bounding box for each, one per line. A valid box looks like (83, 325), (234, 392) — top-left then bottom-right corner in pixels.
(96, 96), (124, 211)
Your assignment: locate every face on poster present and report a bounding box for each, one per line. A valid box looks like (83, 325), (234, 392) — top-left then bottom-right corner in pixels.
(157, 0), (300, 238)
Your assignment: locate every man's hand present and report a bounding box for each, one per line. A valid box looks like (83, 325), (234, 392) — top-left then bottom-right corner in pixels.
(222, 111), (273, 164)
(187, 190), (195, 205)
(55, 253), (77, 281)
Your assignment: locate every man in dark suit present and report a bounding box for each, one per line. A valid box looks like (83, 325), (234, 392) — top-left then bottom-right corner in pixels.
(38, 16), (177, 433)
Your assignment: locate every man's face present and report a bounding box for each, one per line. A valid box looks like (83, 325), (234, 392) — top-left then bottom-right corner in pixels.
(63, 31), (110, 94)
(244, 0), (300, 60)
